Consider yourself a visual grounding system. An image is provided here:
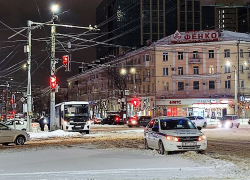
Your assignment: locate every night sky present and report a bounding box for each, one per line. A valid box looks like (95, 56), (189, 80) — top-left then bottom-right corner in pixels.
(0, 0), (248, 91)
(0, 0), (102, 90)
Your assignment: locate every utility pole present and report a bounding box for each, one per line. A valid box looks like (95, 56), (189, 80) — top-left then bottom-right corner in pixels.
(50, 15), (57, 131)
(26, 20), (32, 132)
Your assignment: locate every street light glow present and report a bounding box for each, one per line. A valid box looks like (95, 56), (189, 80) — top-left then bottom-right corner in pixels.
(226, 61), (230, 66)
(130, 67), (136, 74)
(120, 68), (127, 75)
(51, 4), (59, 13)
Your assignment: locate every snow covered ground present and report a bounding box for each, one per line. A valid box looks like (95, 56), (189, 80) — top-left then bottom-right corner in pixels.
(0, 128), (250, 180)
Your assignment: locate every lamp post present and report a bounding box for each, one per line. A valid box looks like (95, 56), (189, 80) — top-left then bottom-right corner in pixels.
(226, 61), (238, 115)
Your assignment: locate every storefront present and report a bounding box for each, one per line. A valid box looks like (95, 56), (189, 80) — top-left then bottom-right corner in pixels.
(156, 98), (235, 118)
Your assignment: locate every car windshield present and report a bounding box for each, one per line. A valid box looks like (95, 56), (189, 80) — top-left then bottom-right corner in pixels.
(186, 117), (195, 120)
(160, 119), (196, 130)
(221, 116), (234, 120)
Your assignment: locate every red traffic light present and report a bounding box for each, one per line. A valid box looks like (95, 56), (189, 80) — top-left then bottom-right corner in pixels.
(132, 98), (140, 107)
(62, 55), (70, 71)
(50, 76), (57, 89)
(10, 99), (14, 104)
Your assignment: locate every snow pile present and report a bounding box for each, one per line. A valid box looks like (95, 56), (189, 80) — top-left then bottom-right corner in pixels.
(29, 130), (82, 139)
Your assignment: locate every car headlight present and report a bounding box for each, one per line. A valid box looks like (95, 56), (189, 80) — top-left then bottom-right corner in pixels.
(198, 135), (206, 141)
(166, 135), (179, 142)
(64, 121), (69, 125)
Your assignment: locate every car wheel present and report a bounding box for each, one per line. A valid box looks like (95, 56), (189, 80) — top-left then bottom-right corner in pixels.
(198, 150), (206, 154)
(203, 122), (207, 128)
(144, 139), (149, 150)
(236, 123), (240, 128)
(2, 143), (9, 146)
(158, 141), (165, 155)
(128, 125), (132, 128)
(15, 136), (25, 145)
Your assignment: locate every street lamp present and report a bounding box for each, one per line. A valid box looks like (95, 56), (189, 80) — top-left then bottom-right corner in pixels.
(226, 61), (238, 115)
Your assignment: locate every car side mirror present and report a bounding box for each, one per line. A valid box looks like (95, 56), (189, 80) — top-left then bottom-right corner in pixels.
(197, 126), (202, 130)
(152, 127), (159, 132)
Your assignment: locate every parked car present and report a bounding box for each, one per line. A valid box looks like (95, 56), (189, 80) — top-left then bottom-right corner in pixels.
(186, 116), (207, 128)
(94, 117), (102, 125)
(0, 122), (30, 145)
(217, 115), (240, 128)
(144, 116), (207, 155)
(4, 118), (41, 132)
(127, 116), (152, 127)
(101, 115), (124, 125)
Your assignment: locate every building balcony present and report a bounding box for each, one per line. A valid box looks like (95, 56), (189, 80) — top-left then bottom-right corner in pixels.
(189, 58), (201, 64)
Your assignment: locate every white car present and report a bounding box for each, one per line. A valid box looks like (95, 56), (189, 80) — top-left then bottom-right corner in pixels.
(186, 116), (207, 128)
(144, 116), (207, 155)
(4, 119), (41, 132)
(217, 115), (241, 128)
(0, 122), (30, 145)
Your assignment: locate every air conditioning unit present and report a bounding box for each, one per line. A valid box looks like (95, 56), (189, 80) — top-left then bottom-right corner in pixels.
(203, 83), (206, 85)
(186, 83), (189, 86)
(171, 67), (176, 71)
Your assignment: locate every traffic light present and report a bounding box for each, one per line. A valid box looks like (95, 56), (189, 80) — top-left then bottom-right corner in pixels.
(62, 55), (70, 71)
(10, 98), (14, 104)
(50, 76), (57, 89)
(132, 98), (140, 107)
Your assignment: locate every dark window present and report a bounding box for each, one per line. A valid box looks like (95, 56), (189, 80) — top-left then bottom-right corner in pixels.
(178, 67), (183, 75)
(178, 82), (184, 91)
(178, 52), (183, 60)
(193, 66), (199, 74)
(224, 49), (230, 58)
(209, 81), (215, 90)
(163, 68), (168, 76)
(163, 53), (168, 61)
(193, 81), (199, 90)
(225, 80), (231, 89)
(208, 50), (214, 58)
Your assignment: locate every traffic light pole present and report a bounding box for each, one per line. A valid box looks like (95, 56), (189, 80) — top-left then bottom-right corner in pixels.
(50, 22), (56, 131)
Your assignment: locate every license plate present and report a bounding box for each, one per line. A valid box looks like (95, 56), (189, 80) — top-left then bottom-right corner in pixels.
(75, 126), (82, 128)
(182, 142), (197, 146)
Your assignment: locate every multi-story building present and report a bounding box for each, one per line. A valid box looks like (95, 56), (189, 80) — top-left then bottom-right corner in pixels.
(96, 0), (202, 59)
(68, 29), (250, 119)
(202, 5), (250, 33)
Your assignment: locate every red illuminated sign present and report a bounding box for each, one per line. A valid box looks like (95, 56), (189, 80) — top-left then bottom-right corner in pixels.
(171, 30), (219, 44)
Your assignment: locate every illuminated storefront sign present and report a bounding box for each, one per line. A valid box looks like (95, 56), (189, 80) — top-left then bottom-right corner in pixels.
(171, 30), (219, 44)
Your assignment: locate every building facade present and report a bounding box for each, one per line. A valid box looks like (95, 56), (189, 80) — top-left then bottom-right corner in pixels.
(68, 29), (250, 119)
(96, 0), (202, 59)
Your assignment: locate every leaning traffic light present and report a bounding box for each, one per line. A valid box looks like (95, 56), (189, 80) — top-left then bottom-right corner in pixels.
(62, 55), (70, 71)
(50, 76), (57, 89)
(132, 98), (140, 107)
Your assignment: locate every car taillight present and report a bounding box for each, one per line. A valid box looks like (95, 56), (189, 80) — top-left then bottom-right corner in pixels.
(31, 123), (37, 127)
(115, 117), (119, 121)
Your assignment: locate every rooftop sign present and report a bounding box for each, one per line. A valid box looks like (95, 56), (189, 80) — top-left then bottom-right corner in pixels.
(171, 30), (219, 44)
